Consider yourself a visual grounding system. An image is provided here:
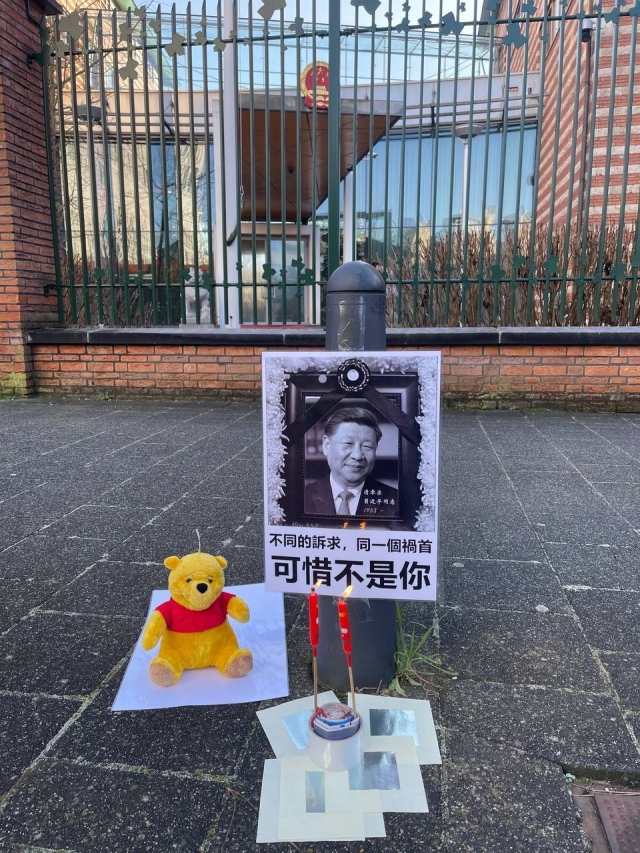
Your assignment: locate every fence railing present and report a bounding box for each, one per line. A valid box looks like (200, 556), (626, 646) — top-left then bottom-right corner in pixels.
(41, 0), (640, 328)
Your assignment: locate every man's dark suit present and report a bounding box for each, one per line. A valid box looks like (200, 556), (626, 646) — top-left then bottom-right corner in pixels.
(304, 475), (399, 518)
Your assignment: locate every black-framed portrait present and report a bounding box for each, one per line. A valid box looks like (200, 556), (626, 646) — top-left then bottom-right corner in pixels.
(279, 368), (421, 530)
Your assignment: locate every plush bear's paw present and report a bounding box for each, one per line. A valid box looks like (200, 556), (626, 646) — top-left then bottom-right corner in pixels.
(149, 660), (178, 687)
(225, 649), (253, 678)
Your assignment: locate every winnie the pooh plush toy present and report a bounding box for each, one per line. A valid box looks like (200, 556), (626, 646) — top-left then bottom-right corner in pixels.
(141, 552), (253, 687)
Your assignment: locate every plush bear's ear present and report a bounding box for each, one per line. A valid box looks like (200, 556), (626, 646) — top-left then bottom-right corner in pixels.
(215, 556), (228, 570)
(164, 556), (181, 571)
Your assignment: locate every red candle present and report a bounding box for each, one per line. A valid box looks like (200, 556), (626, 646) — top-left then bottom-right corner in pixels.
(337, 586), (353, 667)
(309, 581), (321, 652)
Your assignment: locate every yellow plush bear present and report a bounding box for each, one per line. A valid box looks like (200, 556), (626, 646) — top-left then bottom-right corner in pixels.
(141, 552), (253, 687)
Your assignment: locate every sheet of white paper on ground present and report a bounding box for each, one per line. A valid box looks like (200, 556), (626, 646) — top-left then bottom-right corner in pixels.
(325, 735), (429, 814)
(274, 757), (387, 842)
(256, 691), (338, 758)
(355, 694), (442, 765)
(111, 584), (288, 711)
(257, 759), (386, 843)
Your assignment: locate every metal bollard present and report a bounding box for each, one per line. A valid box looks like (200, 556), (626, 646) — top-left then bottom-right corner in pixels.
(318, 261), (397, 691)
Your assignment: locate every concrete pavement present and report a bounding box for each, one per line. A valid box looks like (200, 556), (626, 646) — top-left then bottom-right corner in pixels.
(0, 397), (639, 852)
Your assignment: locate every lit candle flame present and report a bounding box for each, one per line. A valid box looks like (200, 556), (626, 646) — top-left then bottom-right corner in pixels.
(313, 580), (324, 590)
(359, 521), (367, 530)
(341, 585), (354, 599)
(342, 521), (349, 529)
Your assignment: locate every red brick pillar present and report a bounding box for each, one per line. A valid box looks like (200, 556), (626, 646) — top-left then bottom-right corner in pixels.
(0, 0), (59, 396)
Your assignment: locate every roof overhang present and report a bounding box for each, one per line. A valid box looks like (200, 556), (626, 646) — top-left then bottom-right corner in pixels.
(238, 94), (402, 223)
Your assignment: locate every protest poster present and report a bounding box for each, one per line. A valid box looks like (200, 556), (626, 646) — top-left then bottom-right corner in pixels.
(262, 352), (440, 601)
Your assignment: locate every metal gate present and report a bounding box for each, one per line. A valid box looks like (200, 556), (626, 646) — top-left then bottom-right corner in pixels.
(40, 0), (640, 327)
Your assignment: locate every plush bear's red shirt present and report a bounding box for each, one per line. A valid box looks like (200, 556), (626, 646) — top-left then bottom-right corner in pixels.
(155, 592), (236, 633)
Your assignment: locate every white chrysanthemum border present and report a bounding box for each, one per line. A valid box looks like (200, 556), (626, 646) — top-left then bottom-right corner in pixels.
(264, 353), (439, 532)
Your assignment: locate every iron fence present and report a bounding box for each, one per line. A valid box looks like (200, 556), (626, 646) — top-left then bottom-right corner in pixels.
(41, 0), (640, 327)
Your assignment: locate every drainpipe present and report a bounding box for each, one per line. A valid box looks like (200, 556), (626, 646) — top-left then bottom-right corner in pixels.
(577, 9), (594, 236)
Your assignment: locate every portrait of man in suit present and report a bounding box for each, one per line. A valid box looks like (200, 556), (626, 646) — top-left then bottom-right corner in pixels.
(304, 406), (399, 519)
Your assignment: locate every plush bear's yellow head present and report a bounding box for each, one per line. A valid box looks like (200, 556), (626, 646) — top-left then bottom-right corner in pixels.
(164, 552), (228, 612)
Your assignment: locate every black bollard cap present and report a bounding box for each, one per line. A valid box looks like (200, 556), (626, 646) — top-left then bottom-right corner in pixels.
(326, 261), (385, 294)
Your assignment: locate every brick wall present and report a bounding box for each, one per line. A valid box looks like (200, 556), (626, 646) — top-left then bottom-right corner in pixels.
(497, 0), (640, 229)
(0, 0), (58, 396)
(25, 332), (640, 410)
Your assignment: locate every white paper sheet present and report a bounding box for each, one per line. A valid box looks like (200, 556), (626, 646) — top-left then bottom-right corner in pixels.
(355, 694), (442, 764)
(328, 735), (429, 814)
(276, 757), (387, 842)
(256, 691), (339, 757)
(111, 584), (289, 711)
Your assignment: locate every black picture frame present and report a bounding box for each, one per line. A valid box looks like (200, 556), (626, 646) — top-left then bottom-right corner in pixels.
(279, 364), (422, 530)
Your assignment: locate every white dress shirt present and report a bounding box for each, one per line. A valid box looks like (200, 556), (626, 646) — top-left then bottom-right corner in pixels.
(329, 475), (365, 516)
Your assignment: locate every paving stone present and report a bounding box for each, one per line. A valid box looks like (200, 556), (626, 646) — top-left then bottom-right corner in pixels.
(0, 577), (67, 633)
(441, 681), (640, 775)
(600, 652), (640, 712)
(445, 732), (588, 853)
(0, 694), (80, 795)
(544, 543), (639, 589)
(443, 558), (569, 613)
(531, 511), (638, 546)
(52, 678), (258, 777)
(0, 760), (226, 853)
(575, 463), (640, 484)
(592, 483), (640, 526)
(0, 534), (108, 581)
(42, 506), (160, 543)
(478, 522), (547, 561)
(568, 589), (640, 653)
(0, 613), (141, 696)
(439, 608), (606, 691)
(44, 561), (169, 618)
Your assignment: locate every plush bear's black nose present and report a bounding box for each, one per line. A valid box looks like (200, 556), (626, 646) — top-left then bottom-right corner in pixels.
(196, 583), (208, 594)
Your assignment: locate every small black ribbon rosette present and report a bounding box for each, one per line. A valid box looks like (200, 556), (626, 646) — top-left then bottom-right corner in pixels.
(336, 359), (371, 393)
(283, 360), (421, 447)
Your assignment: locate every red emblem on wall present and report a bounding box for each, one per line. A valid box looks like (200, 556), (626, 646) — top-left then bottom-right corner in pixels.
(300, 61), (329, 110)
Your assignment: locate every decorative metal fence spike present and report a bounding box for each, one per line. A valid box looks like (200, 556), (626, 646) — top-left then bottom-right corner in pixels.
(133, 5), (147, 20)
(148, 18), (163, 35)
(262, 264), (277, 281)
(119, 23), (134, 41)
(54, 40), (69, 57)
(490, 264), (506, 282)
(213, 36), (226, 51)
(503, 23), (527, 47)
(460, 3), (466, 11)
(288, 17), (305, 36)
(194, 30), (207, 45)
(119, 55), (139, 81)
(291, 257), (305, 272)
(257, 0), (287, 22)
(418, 11), (433, 26)
(440, 12), (464, 35)
(521, 1), (537, 12)
(402, 1), (411, 11)
(395, 17), (411, 34)
(603, 7), (620, 22)
(352, 0), (382, 13)
(611, 263), (628, 281)
(629, 2), (640, 15)
(58, 12), (83, 41)
(166, 32), (186, 57)
(543, 257), (559, 276)
(93, 268), (106, 283)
